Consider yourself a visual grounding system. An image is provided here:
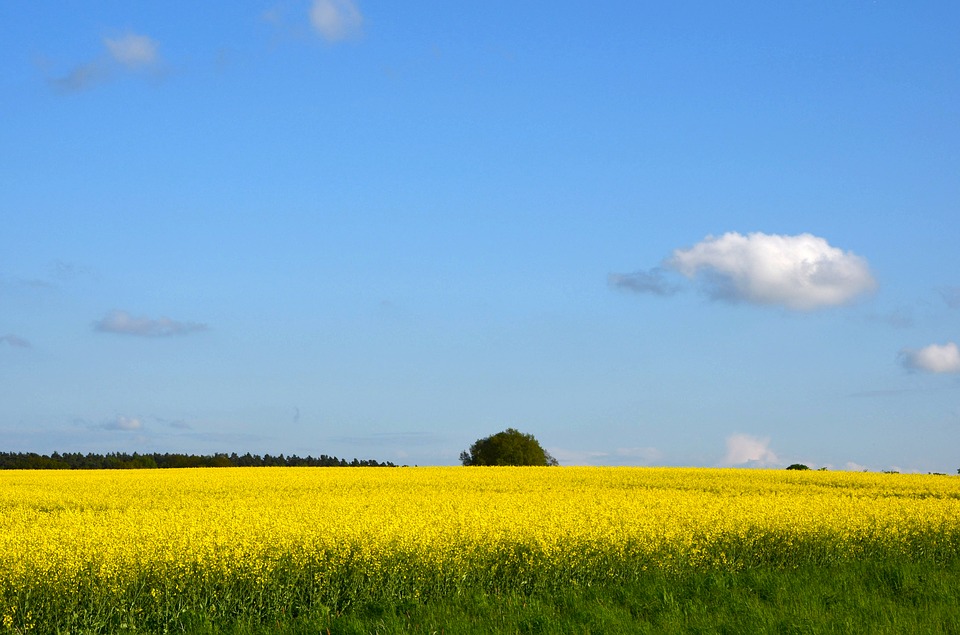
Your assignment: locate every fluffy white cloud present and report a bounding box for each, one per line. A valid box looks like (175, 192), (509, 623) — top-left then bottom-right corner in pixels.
(721, 433), (779, 467)
(104, 33), (159, 68)
(94, 310), (207, 337)
(310, 0), (363, 41)
(899, 342), (960, 374)
(667, 232), (876, 310)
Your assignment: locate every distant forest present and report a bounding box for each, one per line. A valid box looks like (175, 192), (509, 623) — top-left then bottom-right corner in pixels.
(0, 451), (397, 470)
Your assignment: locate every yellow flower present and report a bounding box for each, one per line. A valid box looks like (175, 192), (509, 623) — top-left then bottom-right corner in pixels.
(2, 466), (959, 630)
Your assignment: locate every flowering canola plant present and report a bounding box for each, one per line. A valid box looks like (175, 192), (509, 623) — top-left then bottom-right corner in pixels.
(2, 467), (959, 632)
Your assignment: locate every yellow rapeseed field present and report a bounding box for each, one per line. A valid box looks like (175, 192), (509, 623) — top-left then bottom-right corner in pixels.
(2, 467), (960, 632)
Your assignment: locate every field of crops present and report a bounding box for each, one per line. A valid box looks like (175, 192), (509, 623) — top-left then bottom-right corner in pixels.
(3, 467), (960, 633)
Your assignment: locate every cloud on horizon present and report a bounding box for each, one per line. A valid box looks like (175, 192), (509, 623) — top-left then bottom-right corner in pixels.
(94, 310), (208, 337)
(0, 334), (31, 348)
(330, 431), (440, 447)
(101, 416), (143, 431)
(899, 342), (960, 374)
(721, 433), (779, 467)
(549, 446), (662, 467)
(310, 0), (363, 42)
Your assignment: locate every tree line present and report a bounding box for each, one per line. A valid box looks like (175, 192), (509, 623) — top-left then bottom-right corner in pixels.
(0, 451), (396, 470)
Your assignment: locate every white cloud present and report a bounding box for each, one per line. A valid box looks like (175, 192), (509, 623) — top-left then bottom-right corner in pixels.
(899, 342), (960, 374)
(94, 310), (208, 337)
(310, 0), (363, 41)
(104, 33), (159, 68)
(1, 334), (31, 348)
(721, 433), (779, 467)
(667, 232), (876, 311)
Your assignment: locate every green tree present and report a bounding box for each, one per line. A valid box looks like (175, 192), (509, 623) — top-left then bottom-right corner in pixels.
(786, 463), (810, 471)
(460, 428), (559, 466)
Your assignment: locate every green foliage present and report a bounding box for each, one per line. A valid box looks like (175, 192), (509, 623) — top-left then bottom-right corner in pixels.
(9, 520), (960, 633)
(460, 428), (559, 466)
(786, 463), (810, 470)
(93, 561), (960, 634)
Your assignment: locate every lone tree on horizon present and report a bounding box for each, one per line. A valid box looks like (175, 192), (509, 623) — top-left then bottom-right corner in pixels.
(460, 428), (559, 466)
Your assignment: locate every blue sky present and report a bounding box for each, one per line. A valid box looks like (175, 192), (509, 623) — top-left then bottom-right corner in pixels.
(2, 1), (959, 471)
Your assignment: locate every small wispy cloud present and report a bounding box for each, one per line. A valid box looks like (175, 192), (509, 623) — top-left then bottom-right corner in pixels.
(721, 433), (779, 467)
(310, 0), (364, 42)
(104, 33), (160, 68)
(608, 268), (681, 297)
(101, 416), (143, 431)
(899, 342), (960, 374)
(614, 446), (662, 461)
(847, 387), (920, 398)
(667, 232), (876, 311)
(0, 334), (31, 348)
(940, 287), (960, 309)
(145, 415), (192, 431)
(94, 310), (208, 338)
(548, 446), (662, 466)
(9, 276), (57, 290)
(331, 432), (440, 446)
(865, 307), (914, 329)
(51, 61), (108, 92)
(49, 31), (162, 93)
(2, 261), (93, 292)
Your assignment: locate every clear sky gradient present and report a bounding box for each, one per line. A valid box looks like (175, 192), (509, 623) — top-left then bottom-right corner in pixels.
(2, 2), (958, 470)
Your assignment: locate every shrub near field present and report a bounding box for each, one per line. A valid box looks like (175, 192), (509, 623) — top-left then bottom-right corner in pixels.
(2, 467), (960, 633)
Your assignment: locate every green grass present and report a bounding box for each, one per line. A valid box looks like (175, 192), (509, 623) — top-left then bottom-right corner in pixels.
(137, 560), (960, 635)
(8, 533), (960, 633)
